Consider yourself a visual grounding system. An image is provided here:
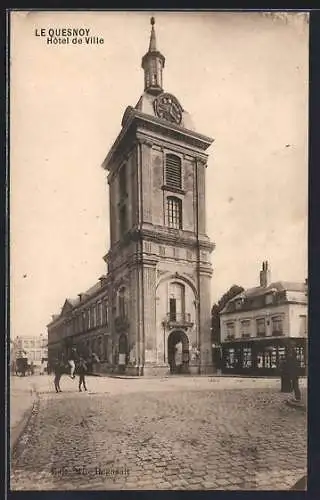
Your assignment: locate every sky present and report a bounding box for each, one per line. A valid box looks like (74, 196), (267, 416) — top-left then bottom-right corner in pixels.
(10, 11), (309, 338)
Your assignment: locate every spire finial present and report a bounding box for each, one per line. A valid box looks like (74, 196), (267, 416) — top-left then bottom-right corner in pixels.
(149, 17), (157, 52)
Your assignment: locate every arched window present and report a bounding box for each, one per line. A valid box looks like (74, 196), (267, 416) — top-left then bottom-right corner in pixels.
(167, 196), (182, 229)
(168, 282), (185, 321)
(118, 287), (127, 318)
(119, 163), (127, 200)
(166, 154), (182, 189)
(119, 204), (127, 235)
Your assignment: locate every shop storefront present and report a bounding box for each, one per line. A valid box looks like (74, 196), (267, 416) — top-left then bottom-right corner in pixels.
(221, 337), (307, 376)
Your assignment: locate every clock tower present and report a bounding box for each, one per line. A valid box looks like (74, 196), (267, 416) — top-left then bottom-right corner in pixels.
(102, 18), (215, 375)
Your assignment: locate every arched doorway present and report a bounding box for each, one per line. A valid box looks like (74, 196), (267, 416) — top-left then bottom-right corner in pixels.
(168, 330), (190, 374)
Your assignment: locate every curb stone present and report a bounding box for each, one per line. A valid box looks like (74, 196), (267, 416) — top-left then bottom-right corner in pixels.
(10, 385), (38, 454)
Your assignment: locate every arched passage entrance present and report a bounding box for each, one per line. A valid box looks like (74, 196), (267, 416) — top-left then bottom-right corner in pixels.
(168, 330), (190, 374)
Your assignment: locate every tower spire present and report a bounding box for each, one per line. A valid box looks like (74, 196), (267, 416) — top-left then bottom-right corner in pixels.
(149, 16), (157, 51)
(141, 17), (165, 95)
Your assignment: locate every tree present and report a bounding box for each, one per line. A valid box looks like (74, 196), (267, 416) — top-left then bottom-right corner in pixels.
(211, 285), (244, 345)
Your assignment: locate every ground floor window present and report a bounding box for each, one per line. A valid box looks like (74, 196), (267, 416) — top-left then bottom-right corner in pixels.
(221, 339), (307, 374)
(295, 346), (305, 368)
(257, 348), (277, 369)
(224, 348), (241, 368)
(242, 347), (252, 368)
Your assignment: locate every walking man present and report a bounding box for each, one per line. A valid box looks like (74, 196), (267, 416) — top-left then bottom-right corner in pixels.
(286, 347), (301, 402)
(53, 358), (63, 393)
(78, 357), (88, 392)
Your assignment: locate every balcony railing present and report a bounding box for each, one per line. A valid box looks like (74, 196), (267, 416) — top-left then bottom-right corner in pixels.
(163, 312), (193, 327)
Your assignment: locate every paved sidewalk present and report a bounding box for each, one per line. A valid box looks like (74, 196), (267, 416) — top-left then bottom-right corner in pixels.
(10, 376), (38, 451)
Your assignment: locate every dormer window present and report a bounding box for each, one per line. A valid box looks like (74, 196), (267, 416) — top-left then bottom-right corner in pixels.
(235, 299), (243, 310)
(265, 293), (274, 305)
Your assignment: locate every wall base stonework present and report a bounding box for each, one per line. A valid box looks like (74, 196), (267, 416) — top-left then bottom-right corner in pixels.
(142, 364), (170, 377)
(199, 363), (215, 375)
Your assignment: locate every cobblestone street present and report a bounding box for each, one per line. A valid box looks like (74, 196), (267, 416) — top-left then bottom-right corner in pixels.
(10, 375), (307, 491)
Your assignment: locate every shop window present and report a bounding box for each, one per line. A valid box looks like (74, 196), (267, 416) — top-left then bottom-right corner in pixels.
(278, 346), (286, 366)
(225, 348), (235, 368)
(295, 346), (305, 368)
(242, 347), (252, 368)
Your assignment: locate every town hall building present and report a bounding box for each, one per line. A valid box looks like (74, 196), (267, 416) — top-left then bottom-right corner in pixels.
(47, 18), (215, 376)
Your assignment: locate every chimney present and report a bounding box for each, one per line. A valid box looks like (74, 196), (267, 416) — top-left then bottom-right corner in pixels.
(259, 261), (271, 287)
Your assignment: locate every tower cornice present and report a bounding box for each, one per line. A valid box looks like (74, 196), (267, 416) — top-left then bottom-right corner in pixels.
(102, 108), (214, 172)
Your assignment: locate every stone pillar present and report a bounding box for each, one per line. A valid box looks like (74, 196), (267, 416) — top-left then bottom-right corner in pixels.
(143, 261), (157, 365)
(199, 270), (215, 374)
(140, 141), (153, 223)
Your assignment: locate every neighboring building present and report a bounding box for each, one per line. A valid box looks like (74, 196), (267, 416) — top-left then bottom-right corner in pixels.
(13, 334), (48, 367)
(219, 261), (308, 375)
(47, 18), (215, 376)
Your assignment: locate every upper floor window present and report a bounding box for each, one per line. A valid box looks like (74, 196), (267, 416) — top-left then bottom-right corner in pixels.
(166, 154), (182, 190)
(104, 300), (109, 326)
(119, 164), (127, 200)
(167, 196), (182, 229)
(119, 205), (127, 235)
(256, 318), (266, 337)
(272, 315), (283, 336)
(168, 282), (185, 321)
(118, 287), (127, 318)
(240, 320), (251, 338)
(299, 315), (307, 336)
(226, 322), (235, 339)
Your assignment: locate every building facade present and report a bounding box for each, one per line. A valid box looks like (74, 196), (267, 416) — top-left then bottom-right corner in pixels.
(219, 262), (308, 376)
(47, 18), (215, 376)
(12, 334), (48, 367)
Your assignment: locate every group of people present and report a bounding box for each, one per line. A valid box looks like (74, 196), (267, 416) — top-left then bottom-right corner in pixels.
(53, 350), (88, 393)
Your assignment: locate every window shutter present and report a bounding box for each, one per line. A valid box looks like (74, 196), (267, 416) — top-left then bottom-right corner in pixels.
(166, 154), (182, 189)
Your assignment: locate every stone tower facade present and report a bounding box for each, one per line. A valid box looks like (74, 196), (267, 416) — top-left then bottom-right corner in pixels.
(102, 18), (215, 376)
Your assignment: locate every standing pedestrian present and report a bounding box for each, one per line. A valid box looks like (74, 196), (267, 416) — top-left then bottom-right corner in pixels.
(286, 347), (301, 402)
(68, 347), (78, 379)
(53, 359), (63, 393)
(78, 357), (88, 392)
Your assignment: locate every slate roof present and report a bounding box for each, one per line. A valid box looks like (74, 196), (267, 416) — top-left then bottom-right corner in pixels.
(221, 281), (307, 315)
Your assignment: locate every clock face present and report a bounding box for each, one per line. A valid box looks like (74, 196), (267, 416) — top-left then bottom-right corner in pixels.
(154, 93), (183, 125)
